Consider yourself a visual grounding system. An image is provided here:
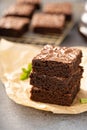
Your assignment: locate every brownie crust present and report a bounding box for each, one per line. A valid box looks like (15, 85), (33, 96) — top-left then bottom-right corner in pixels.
(32, 45), (82, 77)
(0, 16), (30, 37)
(17, 0), (41, 9)
(43, 2), (72, 21)
(4, 3), (35, 18)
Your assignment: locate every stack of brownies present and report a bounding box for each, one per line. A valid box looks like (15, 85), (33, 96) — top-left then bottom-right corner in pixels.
(30, 45), (83, 106)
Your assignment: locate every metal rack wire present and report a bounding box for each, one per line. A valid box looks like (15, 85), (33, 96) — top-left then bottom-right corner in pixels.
(0, 21), (74, 46)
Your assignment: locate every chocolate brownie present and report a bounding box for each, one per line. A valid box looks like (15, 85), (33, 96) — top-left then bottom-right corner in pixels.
(31, 13), (65, 34)
(30, 82), (80, 106)
(43, 2), (72, 21)
(0, 16), (30, 37)
(30, 45), (83, 106)
(30, 67), (83, 94)
(32, 45), (82, 77)
(17, 0), (41, 9)
(4, 3), (35, 18)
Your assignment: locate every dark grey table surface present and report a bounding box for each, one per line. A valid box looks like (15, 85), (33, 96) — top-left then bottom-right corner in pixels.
(0, 0), (87, 130)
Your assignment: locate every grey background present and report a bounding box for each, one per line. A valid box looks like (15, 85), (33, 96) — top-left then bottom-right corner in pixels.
(0, 0), (87, 130)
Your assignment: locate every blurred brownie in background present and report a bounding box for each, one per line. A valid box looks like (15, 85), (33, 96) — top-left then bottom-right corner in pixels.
(17, 0), (41, 9)
(43, 2), (72, 21)
(31, 13), (65, 34)
(0, 16), (30, 37)
(4, 3), (35, 19)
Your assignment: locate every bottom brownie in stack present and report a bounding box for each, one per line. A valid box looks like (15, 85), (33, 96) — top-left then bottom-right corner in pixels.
(31, 83), (80, 106)
(30, 67), (82, 106)
(30, 45), (83, 106)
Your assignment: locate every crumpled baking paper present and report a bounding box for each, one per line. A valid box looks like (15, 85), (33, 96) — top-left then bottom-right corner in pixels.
(0, 39), (87, 114)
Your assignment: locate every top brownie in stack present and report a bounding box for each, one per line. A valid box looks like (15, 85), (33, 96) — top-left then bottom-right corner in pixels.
(43, 2), (72, 21)
(32, 45), (82, 77)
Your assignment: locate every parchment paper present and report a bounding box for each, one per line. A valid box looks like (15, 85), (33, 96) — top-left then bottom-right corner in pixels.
(0, 39), (87, 114)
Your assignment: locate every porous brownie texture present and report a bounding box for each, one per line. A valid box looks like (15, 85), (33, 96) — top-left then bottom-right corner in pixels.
(0, 16), (30, 37)
(32, 45), (82, 77)
(4, 3), (35, 18)
(30, 67), (83, 94)
(43, 2), (72, 21)
(30, 82), (80, 106)
(31, 13), (65, 34)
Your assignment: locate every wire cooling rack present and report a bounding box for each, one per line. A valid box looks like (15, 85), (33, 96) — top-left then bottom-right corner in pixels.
(1, 21), (74, 46)
(0, 2), (84, 46)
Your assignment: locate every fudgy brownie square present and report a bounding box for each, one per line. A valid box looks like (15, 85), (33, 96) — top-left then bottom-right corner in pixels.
(0, 16), (30, 37)
(4, 3), (35, 18)
(30, 81), (80, 106)
(17, 0), (41, 9)
(30, 45), (83, 106)
(30, 67), (83, 94)
(43, 2), (72, 21)
(31, 13), (65, 34)
(32, 45), (82, 77)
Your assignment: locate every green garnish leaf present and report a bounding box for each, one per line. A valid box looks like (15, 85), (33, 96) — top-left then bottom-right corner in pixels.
(28, 63), (32, 72)
(20, 63), (32, 80)
(80, 98), (87, 104)
(20, 72), (29, 80)
(22, 68), (29, 73)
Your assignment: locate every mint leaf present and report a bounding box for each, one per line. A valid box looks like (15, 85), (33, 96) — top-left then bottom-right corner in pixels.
(28, 63), (32, 71)
(20, 72), (29, 80)
(20, 63), (32, 80)
(22, 68), (29, 73)
(80, 98), (87, 104)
